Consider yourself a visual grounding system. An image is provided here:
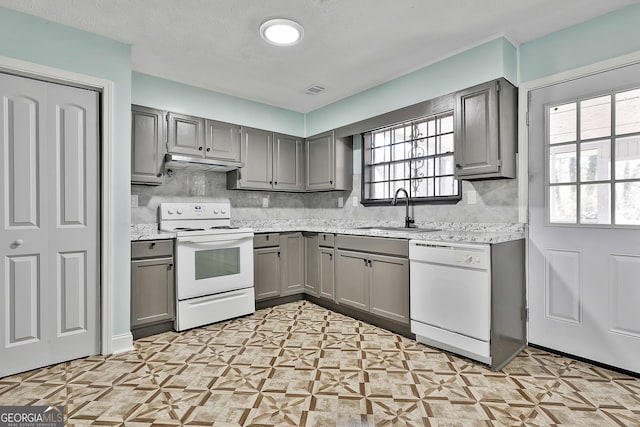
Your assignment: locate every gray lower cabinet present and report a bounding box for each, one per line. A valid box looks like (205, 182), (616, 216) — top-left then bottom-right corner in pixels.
(454, 78), (517, 180)
(335, 235), (410, 325)
(131, 240), (175, 339)
(131, 105), (165, 185)
(254, 247), (281, 300)
(281, 232), (305, 296)
(304, 233), (319, 296)
(305, 131), (353, 191)
(335, 250), (369, 311)
(254, 233), (281, 301)
(318, 247), (335, 300)
(369, 254), (409, 324)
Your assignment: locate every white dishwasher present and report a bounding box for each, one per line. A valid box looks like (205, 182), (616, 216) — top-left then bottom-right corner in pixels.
(409, 240), (492, 364)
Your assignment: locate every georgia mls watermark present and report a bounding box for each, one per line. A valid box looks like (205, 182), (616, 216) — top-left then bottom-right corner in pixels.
(0, 406), (64, 427)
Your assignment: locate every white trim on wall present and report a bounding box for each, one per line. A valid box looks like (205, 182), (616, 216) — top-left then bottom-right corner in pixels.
(111, 332), (135, 355)
(0, 54), (116, 356)
(518, 50), (640, 224)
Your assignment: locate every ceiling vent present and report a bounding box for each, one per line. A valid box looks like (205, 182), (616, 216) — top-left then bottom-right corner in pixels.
(305, 84), (326, 95)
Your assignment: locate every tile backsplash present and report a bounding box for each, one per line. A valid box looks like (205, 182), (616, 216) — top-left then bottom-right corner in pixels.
(131, 170), (519, 225)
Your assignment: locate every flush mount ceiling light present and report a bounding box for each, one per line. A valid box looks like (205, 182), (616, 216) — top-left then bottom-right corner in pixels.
(260, 19), (304, 46)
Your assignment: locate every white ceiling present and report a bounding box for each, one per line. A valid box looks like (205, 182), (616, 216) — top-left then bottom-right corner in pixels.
(0, 0), (637, 113)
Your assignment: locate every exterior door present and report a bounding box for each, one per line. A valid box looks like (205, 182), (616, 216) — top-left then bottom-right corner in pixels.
(0, 73), (100, 377)
(528, 63), (640, 373)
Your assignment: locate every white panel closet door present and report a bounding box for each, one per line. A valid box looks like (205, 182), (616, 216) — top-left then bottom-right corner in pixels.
(0, 73), (99, 377)
(528, 63), (640, 373)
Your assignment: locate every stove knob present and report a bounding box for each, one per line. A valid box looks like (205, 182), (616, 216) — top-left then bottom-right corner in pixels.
(221, 209), (226, 214)
(167, 209), (175, 215)
(464, 255), (473, 264)
(177, 208), (183, 215)
(213, 209), (219, 214)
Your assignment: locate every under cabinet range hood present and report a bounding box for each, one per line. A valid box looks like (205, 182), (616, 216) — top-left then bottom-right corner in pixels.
(163, 153), (243, 172)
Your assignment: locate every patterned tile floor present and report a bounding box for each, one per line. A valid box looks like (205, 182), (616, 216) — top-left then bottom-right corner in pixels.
(1, 301), (640, 426)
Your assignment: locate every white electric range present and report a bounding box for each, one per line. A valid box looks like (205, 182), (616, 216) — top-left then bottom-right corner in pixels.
(159, 202), (254, 331)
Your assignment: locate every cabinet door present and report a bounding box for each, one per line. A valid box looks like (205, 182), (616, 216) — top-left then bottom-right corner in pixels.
(274, 133), (304, 190)
(335, 249), (369, 311)
(131, 105), (165, 185)
(239, 127), (273, 189)
(304, 234), (319, 296)
(254, 247), (281, 301)
(306, 131), (335, 190)
(281, 233), (304, 296)
(205, 119), (240, 161)
(369, 254), (409, 324)
(167, 112), (205, 156)
(319, 248), (335, 300)
(454, 80), (500, 177)
(131, 257), (175, 327)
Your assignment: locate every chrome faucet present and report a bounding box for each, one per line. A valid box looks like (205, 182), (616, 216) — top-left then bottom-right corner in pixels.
(392, 188), (415, 228)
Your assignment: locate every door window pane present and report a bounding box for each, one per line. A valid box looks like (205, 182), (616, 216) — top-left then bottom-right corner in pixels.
(195, 248), (240, 280)
(580, 140), (611, 182)
(580, 183), (611, 225)
(580, 96), (611, 140)
(549, 144), (576, 183)
(615, 136), (640, 180)
(615, 182), (640, 225)
(549, 103), (577, 144)
(615, 89), (640, 135)
(550, 185), (577, 223)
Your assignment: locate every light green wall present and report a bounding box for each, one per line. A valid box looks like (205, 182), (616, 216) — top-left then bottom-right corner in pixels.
(0, 6), (132, 337)
(132, 72), (305, 137)
(306, 37), (517, 136)
(520, 3), (640, 82)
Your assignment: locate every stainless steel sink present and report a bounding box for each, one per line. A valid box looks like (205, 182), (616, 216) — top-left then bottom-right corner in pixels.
(355, 226), (440, 233)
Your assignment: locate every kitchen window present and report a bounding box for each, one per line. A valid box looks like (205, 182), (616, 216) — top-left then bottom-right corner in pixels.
(362, 112), (461, 205)
(547, 87), (640, 226)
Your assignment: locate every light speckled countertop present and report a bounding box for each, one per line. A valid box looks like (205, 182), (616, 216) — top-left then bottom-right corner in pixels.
(132, 221), (524, 244)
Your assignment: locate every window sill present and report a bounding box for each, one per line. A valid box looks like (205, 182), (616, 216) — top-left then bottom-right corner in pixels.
(360, 196), (462, 206)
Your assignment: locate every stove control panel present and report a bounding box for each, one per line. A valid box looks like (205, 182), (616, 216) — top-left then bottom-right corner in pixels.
(160, 202), (231, 220)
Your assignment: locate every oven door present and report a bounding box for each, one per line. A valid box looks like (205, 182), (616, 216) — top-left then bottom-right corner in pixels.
(176, 232), (254, 300)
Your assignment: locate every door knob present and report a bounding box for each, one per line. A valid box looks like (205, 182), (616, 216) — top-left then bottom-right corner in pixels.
(11, 239), (24, 249)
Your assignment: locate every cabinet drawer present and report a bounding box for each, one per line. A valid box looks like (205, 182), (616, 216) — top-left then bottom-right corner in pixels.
(336, 235), (408, 257)
(131, 240), (174, 259)
(319, 233), (335, 247)
(254, 233), (280, 248)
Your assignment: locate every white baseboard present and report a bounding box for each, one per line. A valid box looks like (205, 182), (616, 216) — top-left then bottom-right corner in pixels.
(110, 332), (135, 355)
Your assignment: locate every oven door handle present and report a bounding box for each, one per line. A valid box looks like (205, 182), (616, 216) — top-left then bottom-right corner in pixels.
(177, 232), (254, 244)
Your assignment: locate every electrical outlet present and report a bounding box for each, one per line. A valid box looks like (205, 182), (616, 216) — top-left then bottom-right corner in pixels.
(352, 196), (358, 207)
(262, 197), (269, 208)
(338, 197), (344, 207)
(467, 190), (477, 205)
(131, 194), (138, 208)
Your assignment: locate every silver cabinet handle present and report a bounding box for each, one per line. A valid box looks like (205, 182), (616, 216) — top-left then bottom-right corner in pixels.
(13, 239), (24, 247)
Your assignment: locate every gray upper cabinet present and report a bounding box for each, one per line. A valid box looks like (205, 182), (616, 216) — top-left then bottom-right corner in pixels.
(454, 78), (517, 180)
(167, 112), (205, 156)
(204, 119), (240, 161)
(237, 126), (273, 190)
(131, 105), (165, 185)
(305, 131), (353, 191)
(274, 133), (304, 190)
(228, 128), (304, 191)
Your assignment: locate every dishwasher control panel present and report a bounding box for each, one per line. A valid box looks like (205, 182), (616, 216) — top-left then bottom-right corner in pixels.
(409, 241), (490, 270)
